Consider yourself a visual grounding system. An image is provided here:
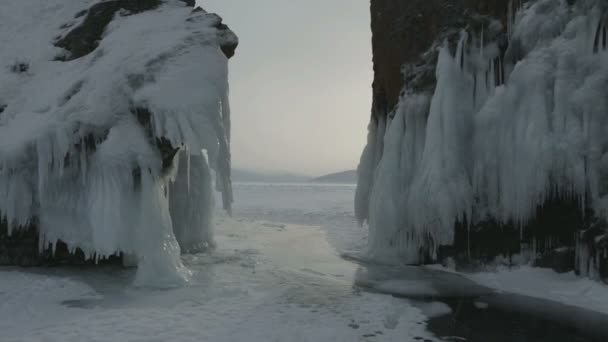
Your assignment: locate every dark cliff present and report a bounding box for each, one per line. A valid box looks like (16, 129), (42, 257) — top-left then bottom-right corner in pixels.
(363, 0), (608, 282)
(370, 0), (512, 115)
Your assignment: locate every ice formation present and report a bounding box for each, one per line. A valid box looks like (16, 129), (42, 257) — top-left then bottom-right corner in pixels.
(0, 0), (236, 286)
(357, 0), (608, 265)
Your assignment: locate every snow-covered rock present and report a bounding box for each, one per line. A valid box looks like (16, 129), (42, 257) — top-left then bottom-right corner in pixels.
(0, 0), (237, 286)
(358, 0), (608, 282)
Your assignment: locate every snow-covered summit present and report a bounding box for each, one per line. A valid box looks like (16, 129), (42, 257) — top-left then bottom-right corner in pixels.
(0, 0), (237, 286)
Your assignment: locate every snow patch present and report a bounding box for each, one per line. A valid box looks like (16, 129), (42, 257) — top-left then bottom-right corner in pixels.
(467, 266), (608, 315)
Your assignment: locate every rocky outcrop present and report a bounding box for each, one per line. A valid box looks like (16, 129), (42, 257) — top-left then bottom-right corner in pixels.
(362, 0), (608, 282)
(370, 0), (512, 114)
(56, 0), (236, 61)
(0, 0), (237, 273)
(55, 0), (163, 60)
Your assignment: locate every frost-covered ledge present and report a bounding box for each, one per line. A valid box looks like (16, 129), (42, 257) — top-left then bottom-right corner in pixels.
(0, 0), (237, 286)
(357, 0), (608, 282)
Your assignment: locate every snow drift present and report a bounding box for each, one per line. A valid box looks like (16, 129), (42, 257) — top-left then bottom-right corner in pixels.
(0, 0), (237, 286)
(357, 0), (608, 272)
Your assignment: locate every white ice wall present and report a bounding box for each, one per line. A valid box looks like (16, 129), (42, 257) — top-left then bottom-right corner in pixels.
(357, 0), (608, 264)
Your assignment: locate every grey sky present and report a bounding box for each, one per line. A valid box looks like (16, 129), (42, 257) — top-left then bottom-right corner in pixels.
(197, 0), (373, 176)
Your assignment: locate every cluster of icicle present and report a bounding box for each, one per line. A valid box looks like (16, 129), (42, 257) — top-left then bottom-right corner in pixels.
(0, 0), (235, 286)
(356, 0), (608, 264)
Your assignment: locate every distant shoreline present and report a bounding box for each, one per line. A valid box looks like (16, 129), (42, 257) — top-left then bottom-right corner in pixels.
(310, 170), (357, 184)
(232, 169), (357, 185)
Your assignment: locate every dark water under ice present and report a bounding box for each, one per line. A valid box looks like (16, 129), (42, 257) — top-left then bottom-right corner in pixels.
(4, 182), (607, 341)
(353, 261), (608, 342)
(233, 182), (608, 341)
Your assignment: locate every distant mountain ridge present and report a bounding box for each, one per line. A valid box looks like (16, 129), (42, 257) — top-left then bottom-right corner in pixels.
(311, 170), (357, 184)
(232, 169), (311, 183)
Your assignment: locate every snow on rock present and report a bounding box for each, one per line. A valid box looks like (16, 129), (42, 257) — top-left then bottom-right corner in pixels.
(466, 265), (608, 315)
(0, 0), (236, 286)
(357, 0), (608, 269)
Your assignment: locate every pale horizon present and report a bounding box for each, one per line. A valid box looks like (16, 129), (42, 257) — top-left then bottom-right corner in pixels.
(198, 0), (373, 176)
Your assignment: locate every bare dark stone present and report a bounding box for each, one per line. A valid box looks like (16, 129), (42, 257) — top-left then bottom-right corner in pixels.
(0, 219), (43, 266)
(180, 0), (195, 6)
(133, 106), (153, 133)
(9, 61), (29, 74)
(132, 107), (180, 174)
(370, 0), (512, 114)
(59, 22), (75, 30)
(0, 216), (124, 266)
(74, 9), (88, 18)
(536, 247), (576, 274)
(576, 219), (608, 283)
(186, 11), (238, 58)
(220, 39), (238, 59)
(44, 240), (123, 266)
(56, 0), (237, 61)
(156, 137), (180, 173)
(55, 0), (162, 60)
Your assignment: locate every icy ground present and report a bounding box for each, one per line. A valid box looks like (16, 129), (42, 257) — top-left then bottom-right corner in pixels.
(234, 183), (608, 314)
(2, 182), (608, 341)
(465, 266), (608, 315)
(0, 183), (436, 342)
(231, 182), (367, 254)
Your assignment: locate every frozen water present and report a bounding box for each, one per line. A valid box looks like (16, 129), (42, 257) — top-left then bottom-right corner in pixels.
(0, 208), (437, 342)
(2, 182), (608, 341)
(232, 182), (368, 255)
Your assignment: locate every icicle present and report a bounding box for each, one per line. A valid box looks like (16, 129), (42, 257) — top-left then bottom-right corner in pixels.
(38, 233), (45, 253)
(480, 26), (485, 61)
(186, 145), (191, 193)
(37, 145), (46, 206)
(166, 179), (170, 202)
(508, 0), (514, 39)
(593, 19), (603, 53)
(80, 140), (87, 185)
(457, 31), (468, 71)
(133, 172), (190, 287)
(360, 1), (608, 266)
(602, 25), (606, 50)
(467, 225), (472, 261)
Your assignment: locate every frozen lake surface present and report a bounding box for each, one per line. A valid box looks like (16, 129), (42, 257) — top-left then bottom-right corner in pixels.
(232, 182), (366, 255)
(1, 182), (607, 341)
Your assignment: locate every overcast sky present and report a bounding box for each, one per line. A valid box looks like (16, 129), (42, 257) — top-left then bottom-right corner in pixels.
(197, 0), (373, 176)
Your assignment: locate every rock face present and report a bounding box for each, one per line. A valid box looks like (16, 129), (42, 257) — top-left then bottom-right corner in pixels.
(360, 0), (608, 282)
(0, 0), (237, 279)
(370, 0), (512, 114)
(55, 0), (163, 60)
(55, 0), (237, 61)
